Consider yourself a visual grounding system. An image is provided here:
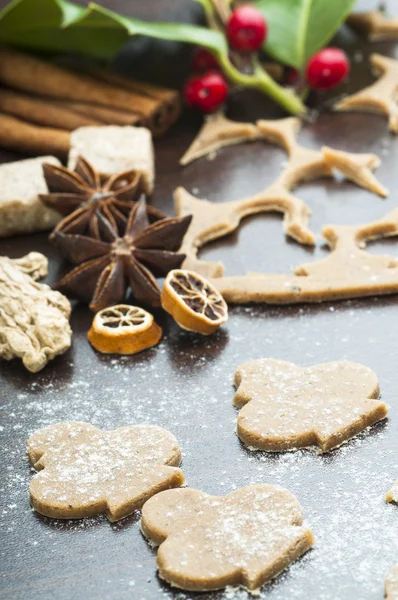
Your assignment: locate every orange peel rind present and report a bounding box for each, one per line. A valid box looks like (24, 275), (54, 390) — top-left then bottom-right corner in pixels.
(161, 269), (228, 335)
(87, 304), (162, 354)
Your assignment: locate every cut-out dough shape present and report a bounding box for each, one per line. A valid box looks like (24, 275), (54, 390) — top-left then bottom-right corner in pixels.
(385, 565), (398, 599)
(141, 484), (314, 592)
(233, 359), (388, 453)
(335, 54), (398, 133)
(27, 421), (184, 522)
(180, 112), (259, 166)
(176, 116), (387, 279)
(347, 11), (398, 41)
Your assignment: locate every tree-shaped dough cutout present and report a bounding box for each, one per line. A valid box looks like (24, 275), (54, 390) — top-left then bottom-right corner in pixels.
(27, 421), (184, 521)
(233, 359), (388, 452)
(141, 484), (314, 592)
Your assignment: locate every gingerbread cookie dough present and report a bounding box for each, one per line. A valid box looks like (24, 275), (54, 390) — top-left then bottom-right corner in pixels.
(386, 565), (398, 599)
(199, 206), (398, 305)
(0, 155), (61, 238)
(176, 116), (387, 279)
(141, 484), (314, 592)
(335, 54), (398, 133)
(0, 252), (71, 373)
(28, 422), (184, 521)
(233, 359), (388, 452)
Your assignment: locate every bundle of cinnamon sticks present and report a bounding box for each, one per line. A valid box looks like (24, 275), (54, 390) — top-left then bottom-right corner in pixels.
(0, 47), (181, 159)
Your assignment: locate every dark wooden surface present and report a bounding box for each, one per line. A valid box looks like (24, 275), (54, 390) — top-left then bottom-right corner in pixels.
(2, 1), (398, 599)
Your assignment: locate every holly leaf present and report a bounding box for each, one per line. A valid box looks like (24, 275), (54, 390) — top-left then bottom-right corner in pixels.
(0, 0), (227, 60)
(254, 0), (357, 69)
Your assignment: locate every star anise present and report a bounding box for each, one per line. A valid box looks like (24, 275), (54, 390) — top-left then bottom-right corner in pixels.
(53, 198), (192, 311)
(40, 156), (165, 239)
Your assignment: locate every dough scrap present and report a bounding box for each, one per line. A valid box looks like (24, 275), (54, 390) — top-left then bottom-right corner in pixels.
(180, 112), (259, 166)
(335, 54), (398, 133)
(141, 484), (314, 592)
(347, 10), (398, 41)
(233, 359), (388, 453)
(27, 421), (184, 522)
(386, 476), (398, 504)
(385, 565), (398, 599)
(176, 116), (387, 279)
(208, 206), (398, 304)
(0, 252), (72, 372)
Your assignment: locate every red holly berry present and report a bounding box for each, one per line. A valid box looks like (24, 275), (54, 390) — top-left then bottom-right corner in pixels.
(192, 48), (219, 72)
(184, 71), (229, 113)
(227, 5), (267, 52)
(306, 48), (350, 90)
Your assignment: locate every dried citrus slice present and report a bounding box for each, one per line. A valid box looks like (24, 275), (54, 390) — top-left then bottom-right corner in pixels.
(161, 269), (228, 335)
(87, 304), (162, 354)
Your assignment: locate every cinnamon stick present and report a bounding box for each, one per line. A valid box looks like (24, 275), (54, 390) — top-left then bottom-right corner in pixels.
(87, 67), (178, 104)
(0, 113), (70, 158)
(54, 100), (143, 126)
(85, 68), (182, 136)
(0, 88), (101, 130)
(0, 47), (160, 118)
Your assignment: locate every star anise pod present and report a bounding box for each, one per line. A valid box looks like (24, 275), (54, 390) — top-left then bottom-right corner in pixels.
(53, 198), (192, 311)
(40, 156), (165, 239)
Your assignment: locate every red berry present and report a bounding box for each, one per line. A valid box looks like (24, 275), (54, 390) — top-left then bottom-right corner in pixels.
(306, 48), (350, 90)
(227, 5), (267, 52)
(192, 48), (219, 72)
(184, 71), (228, 113)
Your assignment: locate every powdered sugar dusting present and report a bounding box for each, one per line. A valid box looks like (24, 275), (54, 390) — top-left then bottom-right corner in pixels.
(1, 295), (398, 599)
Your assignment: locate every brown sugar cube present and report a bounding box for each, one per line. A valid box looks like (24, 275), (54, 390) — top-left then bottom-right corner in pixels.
(0, 156), (61, 238)
(68, 125), (155, 193)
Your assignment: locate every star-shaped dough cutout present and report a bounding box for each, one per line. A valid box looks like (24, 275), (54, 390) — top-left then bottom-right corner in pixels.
(141, 484), (314, 592)
(335, 54), (398, 133)
(233, 359), (388, 452)
(27, 421), (184, 521)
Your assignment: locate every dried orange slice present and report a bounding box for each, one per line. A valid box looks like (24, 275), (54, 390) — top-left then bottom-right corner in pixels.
(87, 304), (162, 354)
(161, 269), (228, 335)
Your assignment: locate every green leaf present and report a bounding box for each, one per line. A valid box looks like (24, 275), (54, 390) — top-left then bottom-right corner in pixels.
(0, 0), (227, 60)
(254, 0), (357, 69)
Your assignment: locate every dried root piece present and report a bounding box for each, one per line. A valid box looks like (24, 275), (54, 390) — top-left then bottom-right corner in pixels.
(0, 253), (72, 372)
(141, 484), (314, 592)
(347, 11), (398, 42)
(88, 305), (162, 354)
(322, 146), (388, 198)
(209, 207), (398, 304)
(176, 117), (387, 277)
(335, 54), (398, 133)
(180, 112), (259, 166)
(161, 269), (228, 335)
(385, 565), (398, 599)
